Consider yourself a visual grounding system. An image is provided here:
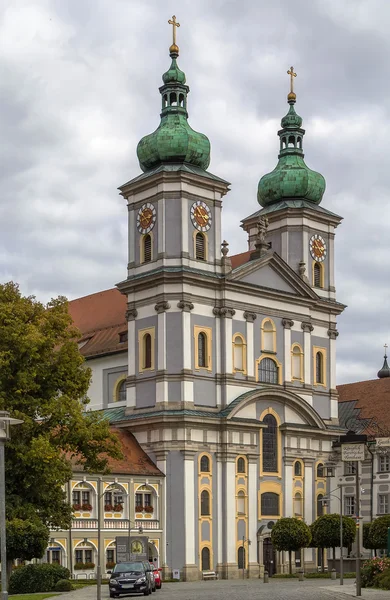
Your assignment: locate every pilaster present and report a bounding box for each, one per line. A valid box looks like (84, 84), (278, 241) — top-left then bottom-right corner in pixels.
(182, 450), (198, 579)
(301, 322), (313, 385)
(178, 300), (194, 404)
(244, 312), (256, 378)
(282, 319), (294, 383)
(248, 456), (259, 577)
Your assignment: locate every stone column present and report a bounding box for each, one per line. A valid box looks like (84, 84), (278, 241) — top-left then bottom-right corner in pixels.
(303, 459), (315, 567)
(244, 312), (257, 378)
(182, 450), (198, 581)
(301, 322), (314, 385)
(126, 306), (137, 408)
(284, 460), (294, 518)
(157, 197), (166, 255)
(178, 300), (194, 404)
(155, 301), (170, 404)
(217, 451), (239, 579)
(248, 455), (260, 578)
(155, 451), (169, 579)
(328, 328), (339, 418)
(282, 319), (294, 383)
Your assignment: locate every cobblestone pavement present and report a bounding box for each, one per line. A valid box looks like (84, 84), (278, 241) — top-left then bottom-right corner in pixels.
(58, 579), (390, 600)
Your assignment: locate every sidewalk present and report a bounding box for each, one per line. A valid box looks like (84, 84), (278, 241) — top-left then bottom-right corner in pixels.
(321, 584), (390, 598)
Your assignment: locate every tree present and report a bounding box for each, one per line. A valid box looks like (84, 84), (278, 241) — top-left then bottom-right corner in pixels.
(363, 522), (377, 555)
(0, 283), (122, 568)
(310, 513), (356, 568)
(271, 517), (311, 574)
(370, 515), (390, 550)
(4, 518), (50, 580)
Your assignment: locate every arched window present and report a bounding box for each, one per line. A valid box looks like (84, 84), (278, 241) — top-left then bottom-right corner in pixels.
(200, 455), (210, 473)
(117, 379), (126, 402)
(317, 463), (324, 478)
(262, 414), (278, 472)
(261, 492), (279, 516)
(262, 319), (276, 352)
(144, 333), (152, 369)
(258, 357), (278, 384)
(238, 546), (245, 569)
(314, 262), (322, 287)
(170, 92), (177, 106)
(291, 345), (303, 380)
(201, 547), (210, 571)
(237, 457), (246, 473)
(233, 334), (246, 372)
(294, 492), (303, 516)
(195, 232), (206, 260)
(294, 461), (302, 477)
(315, 352), (324, 384)
(237, 490), (245, 514)
(317, 494), (324, 517)
(200, 490), (210, 516)
(142, 234), (152, 263)
(198, 332), (207, 368)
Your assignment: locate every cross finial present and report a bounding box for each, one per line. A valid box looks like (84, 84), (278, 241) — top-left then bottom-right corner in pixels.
(385, 343), (388, 357)
(287, 66), (297, 94)
(168, 15), (180, 46)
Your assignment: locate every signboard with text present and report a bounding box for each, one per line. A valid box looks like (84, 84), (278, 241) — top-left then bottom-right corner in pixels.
(341, 443), (365, 462)
(115, 535), (149, 563)
(376, 438), (390, 448)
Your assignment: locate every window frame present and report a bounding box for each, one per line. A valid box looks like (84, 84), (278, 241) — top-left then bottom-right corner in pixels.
(113, 377), (127, 403)
(193, 230), (208, 262)
(140, 232), (153, 264)
(200, 454), (210, 473)
(291, 343), (304, 382)
(313, 347), (327, 387)
(261, 318), (276, 353)
(344, 496), (356, 516)
(194, 326), (212, 371)
(200, 489), (211, 516)
(257, 356), (280, 385)
(294, 491), (303, 517)
(237, 457), (246, 474)
(262, 413), (278, 473)
(261, 492), (280, 517)
(379, 455), (390, 473)
(232, 333), (247, 374)
(294, 461), (302, 477)
(379, 494), (389, 515)
(138, 327), (155, 373)
(312, 260), (325, 288)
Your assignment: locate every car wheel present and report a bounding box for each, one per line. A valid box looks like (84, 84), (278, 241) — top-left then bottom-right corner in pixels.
(157, 584), (162, 589)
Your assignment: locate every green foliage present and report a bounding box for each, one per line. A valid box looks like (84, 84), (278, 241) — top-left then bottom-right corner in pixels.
(375, 569), (390, 590)
(53, 578), (74, 591)
(0, 282), (122, 534)
(361, 557), (390, 588)
(310, 513), (356, 550)
(271, 518), (312, 552)
(370, 516), (390, 549)
(9, 563), (70, 594)
(363, 522), (376, 550)
(5, 518), (49, 562)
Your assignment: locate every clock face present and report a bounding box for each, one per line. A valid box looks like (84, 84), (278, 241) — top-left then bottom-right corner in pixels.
(309, 234), (327, 262)
(190, 201), (212, 232)
(137, 203), (156, 234)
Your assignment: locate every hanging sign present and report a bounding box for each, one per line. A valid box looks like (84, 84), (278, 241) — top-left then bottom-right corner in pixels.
(341, 443), (365, 462)
(376, 438), (390, 448)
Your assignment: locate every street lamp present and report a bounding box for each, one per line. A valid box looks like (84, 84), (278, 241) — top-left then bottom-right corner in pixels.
(322, 484), (348, 586)
(241, 536), (251, 580)
(0, 411), (23, 600)
(96, 480), (122, 600)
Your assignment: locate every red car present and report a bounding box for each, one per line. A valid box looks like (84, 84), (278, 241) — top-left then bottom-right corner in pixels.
(150, 564), (162, 589)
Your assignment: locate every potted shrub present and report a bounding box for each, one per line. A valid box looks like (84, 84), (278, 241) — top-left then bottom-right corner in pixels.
(136, 506), (144, 512)
(144, 505), (154, 513)
(72, 504), (81, 511)
(105, 504), (114, 511)
(113, 503), (123, 512)
(74, 563), (85, 570)
(106, 561), (115, 569)
(81, 503), (92, 511)
(84, 562), (95, 570)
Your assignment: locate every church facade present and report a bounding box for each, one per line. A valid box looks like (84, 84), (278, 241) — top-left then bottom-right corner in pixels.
(57, 26), (349, 580)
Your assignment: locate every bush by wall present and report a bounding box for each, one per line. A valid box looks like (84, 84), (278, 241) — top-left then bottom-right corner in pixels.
(9, 563), (70, 594)
(361, 557), (390, 588)
(375, 569), (390, 590)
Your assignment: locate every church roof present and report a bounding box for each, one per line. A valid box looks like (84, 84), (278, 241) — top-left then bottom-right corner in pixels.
(337, 377), (390, 433)
(70, 427), (163, 476)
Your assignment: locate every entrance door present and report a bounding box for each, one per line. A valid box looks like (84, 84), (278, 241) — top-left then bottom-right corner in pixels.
(263, 538), (276, 576)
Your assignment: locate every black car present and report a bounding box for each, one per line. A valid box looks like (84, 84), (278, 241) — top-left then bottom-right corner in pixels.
(108, 561), (153, 597)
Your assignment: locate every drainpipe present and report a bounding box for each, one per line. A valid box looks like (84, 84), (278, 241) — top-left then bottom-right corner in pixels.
(68, 480), (73, 579)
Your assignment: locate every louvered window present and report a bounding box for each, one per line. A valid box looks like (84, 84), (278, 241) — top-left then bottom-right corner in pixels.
(262, 414), (277, 472)
(143, 234), (152, 263)
(144, 333), (152, 369)
(196, 232), (206, 260)
(314, 262), (321, 287)
(198, 332), (207, 367)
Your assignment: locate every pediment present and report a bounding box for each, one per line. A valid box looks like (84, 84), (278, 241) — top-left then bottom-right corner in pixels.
(228, 251), (318, 299)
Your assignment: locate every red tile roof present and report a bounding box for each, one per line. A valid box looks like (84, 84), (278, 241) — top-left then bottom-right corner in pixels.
(337, 378), (390, 431)
(230, 250), (252, 269)
(71, 428), (163, 476)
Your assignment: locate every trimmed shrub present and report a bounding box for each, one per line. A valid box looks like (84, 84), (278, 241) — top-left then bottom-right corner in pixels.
(9, 563), (70, 594)
(375, 569), (390, 590)
(361, 557), (390, 588)
(54, 578), (74, 591)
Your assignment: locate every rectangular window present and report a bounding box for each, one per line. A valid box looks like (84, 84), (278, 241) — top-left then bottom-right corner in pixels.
(344, 496), (356, 516)
(107, 549), (115, 564)
(75, 550), (83, 564)
(82, 491), (90, 505)
(379, 456), (390, 472)
(345, 462), (355, 475)
(194, 326), (212, 371)
(84, 549), (92, 564)
(51, 550), (60, 564)
(72, 491), (80, 505)
(379, 494), (389, 515)
(135, 493), (143, 508)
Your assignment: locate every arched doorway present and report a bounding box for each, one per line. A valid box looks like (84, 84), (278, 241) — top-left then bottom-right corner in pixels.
(263, 538), (276, 576)
(237, 546), (245, 569)
(201, 547), (210, 571)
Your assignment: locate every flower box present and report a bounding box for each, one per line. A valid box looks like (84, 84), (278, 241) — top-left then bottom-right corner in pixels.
(81, 503), (92, 511)
(74, 562), (95, 570)
(113, 503), (123, 512)
(144, 505), (154, 513)
(136, 506), (144, 512)
(72, 504), (81, 511)
(106, 561), (115, 569)
(105, 504), (114, 511)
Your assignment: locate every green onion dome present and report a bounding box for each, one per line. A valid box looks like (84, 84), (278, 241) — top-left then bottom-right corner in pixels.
(137, 46), (210, 172)
(257, 95), (325, 207)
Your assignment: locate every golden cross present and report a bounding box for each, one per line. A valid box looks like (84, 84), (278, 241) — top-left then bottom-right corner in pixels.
(287, 66), (297, 94)
(168, 15), (180, 46)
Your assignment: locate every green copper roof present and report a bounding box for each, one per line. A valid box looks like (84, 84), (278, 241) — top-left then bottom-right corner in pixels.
(137, 46), (210, 172)
(258, 97), (325, 207)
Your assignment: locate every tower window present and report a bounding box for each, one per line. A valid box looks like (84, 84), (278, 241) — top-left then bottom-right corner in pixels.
(261, 319), (276, 352)
(200, 455), (210, 473)
(294, 461), (302, 477)
(237, 457), (246, 473)
(198, 332), (207, 367)
(291, 344), (303, 380)
(200, 490), (210, 516)
(262, 414), (278, 472)
(195, 232), (206, 260)
(261, 492), (279, 516)
(317, 494), (324, 517)
(179, 93), (184, 106)
(144, 334), (152, 369)
(314, 263), (322, 287)
(142, 234), (152, 263)
(288, 135), (295, 147)
(233, 334), (246, 372)
(258, 357), (278, 384)
(170, 92), (177, 106)
(316, 463), (324, 478)
(315, 352), (324, 384)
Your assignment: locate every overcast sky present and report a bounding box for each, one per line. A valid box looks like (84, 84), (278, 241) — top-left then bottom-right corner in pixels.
(0, 0), (389, 384)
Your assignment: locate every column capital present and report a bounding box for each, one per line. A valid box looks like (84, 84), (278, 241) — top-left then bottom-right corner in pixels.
(177, 300), (194, 312)
(213, 307), (236, 318)
(126, 304), (138, 321)
(301, 321), (314, 333)
(155, 301), (170, 314)
(282, 318), (294, 329)
(327, 328), (339, 340)
(247, 453), (259, 465)
(154, 450), (169, 462)
(243, 311), (257, 323)
(180, 449), (197, 459)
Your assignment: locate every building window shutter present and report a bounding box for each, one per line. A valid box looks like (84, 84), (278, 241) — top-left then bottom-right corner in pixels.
(196, 233), (206, 260)
(314, 263), (321, 287)
(143, 234), (152, 263)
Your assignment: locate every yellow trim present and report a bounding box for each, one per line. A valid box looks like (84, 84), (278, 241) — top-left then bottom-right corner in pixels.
(138, 327), (155, 372)
(259, 408), (282, 478)
(113, 375), (127, 403)
(313, 346), (327, 387)
(256, 354), (283, 385)
(236, 538), (249, 569)
(198, 452), (212, 475)
(140, 231), (154, 264)
(293, 489), (303, 518)
(236, 455), (248, 475)
(258, 481), (283, 519)
(293, 459), (304, 479)
(315, 491), (325, 518)
(261, 318), (277, 353)
(315, 460), (326, 482)
(232, 333), (247, 374)
(193, 230), (209, 261)
(312, 260), (325, 288)
(194, 326), (212, 371)
(198, 451), (213, 570)
(200, 542), (213, 570)
(291, 343), (304, 382)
